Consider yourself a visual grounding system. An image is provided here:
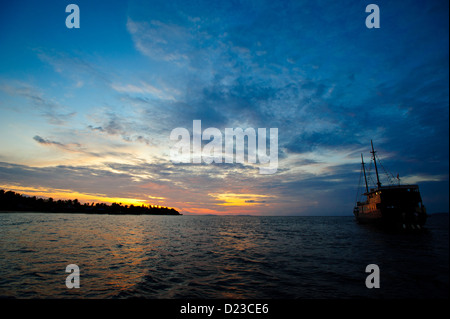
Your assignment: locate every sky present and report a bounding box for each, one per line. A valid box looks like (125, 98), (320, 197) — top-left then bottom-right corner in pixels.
(0, 0), (448, 215)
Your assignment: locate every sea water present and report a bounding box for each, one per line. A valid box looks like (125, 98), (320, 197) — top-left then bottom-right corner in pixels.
(0, 213), (448, 299)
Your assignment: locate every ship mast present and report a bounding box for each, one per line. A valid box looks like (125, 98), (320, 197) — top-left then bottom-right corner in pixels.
(361, 153), (369, 194)
(370, 140), (382, 189)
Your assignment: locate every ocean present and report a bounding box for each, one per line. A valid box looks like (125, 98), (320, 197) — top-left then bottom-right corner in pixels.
(0, 213), (448, 299)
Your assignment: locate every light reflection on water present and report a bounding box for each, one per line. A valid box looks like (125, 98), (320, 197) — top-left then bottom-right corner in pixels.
(0, 213), (448, 299)
(0, 213), (149, 298)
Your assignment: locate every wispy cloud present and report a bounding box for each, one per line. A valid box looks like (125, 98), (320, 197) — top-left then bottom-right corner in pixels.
(33, 135), (66, 147)
(111, 81), (177, 101)
(0, 80), (77, 124)
(127, 18), (191, 63)
(0, 0), (448, 215)
(35, 49), (111, 86)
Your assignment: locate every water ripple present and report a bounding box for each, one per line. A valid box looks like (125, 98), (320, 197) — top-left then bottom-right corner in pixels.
(0, 213), (448, 298)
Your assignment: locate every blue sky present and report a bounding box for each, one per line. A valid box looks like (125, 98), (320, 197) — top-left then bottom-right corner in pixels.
(0, 0), (448, 215)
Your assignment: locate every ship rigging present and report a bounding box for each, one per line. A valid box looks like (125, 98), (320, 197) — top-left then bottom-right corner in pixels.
(353, 141), (427, 229)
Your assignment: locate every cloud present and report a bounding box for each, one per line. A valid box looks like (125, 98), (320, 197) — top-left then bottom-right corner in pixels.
(399, 174), (448, 185)
(127, 18), (191, 63)
(35, 49), (111, 86)
(33, 135), (65, 147)
(111, 81), (177, 101)
(0, 80), (77, 125)
(1, 0), (448, 215)
(87, 112), (153, 146)
(0, 161), (157, 202)
(123, 1), (448, 207)
(31, 133), (139, 163)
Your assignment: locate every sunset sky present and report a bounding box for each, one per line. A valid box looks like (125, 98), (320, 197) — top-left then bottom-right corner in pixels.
(0, 0), (448, 215)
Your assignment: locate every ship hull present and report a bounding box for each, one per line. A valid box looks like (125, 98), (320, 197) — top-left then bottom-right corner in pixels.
(353, 205), (427, 229)
(353, 185), (427, 230)
(354, 142), (427, 230)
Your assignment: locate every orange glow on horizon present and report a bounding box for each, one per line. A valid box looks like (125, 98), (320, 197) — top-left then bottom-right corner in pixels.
(0, 184), (164, 208)
(181, 206), (261, 215)
(209, 193), (272, 206)
(1, 184), (275, 215)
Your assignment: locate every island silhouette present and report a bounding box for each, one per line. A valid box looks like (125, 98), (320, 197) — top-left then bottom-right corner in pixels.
(0, 190), (181, 215)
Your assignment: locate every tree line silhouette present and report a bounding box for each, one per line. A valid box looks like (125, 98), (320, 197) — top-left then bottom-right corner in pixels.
(0, 190), (181, 215)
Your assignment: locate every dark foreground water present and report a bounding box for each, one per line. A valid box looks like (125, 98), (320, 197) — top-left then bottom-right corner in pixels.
(0, 213), (448, 299)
